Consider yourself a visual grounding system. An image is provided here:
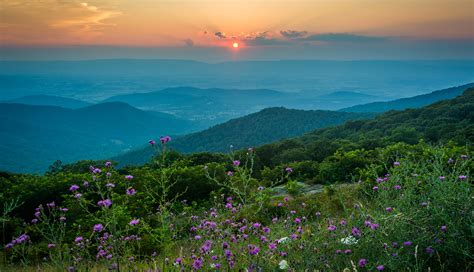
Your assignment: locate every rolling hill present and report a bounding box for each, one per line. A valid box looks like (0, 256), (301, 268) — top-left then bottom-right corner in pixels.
(0, 102), (194, 173)
(340, 83), (474, 112)
(4, 95), (92, 109)
(112, 107), (373, 166)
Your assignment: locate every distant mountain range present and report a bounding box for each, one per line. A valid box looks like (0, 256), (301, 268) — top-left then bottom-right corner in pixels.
(103, 87), (383, 125)
(112, 107), (373, 166)
(0, 102), (194, 173)
(4, 95), (92, 109)
(2, 60), (473, 102)
(341, 83), (474, 112)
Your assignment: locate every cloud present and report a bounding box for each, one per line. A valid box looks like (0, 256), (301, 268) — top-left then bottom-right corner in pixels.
(214, 31), (226, 39)
(301, 33), (387, 42)
(280, 30), (308, 39)
(184, 38), (194, 47)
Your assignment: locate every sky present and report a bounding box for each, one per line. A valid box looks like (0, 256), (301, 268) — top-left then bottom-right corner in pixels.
(1, 0), (473, 61)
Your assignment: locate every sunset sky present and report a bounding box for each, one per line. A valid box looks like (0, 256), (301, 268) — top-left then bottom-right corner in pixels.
(1, 0), (473, 60)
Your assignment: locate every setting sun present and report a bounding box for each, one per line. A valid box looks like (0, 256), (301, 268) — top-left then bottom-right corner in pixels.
(232, 42), (239, 48)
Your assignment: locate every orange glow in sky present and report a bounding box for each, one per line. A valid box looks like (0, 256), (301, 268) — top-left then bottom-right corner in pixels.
(0, 0), (473, 47)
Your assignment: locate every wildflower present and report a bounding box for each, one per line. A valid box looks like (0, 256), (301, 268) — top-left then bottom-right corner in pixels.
(269, 243), (277, 249)
(248, 245), (260, 255)
(31, 219), (38, 224)
(74, 236), (83, 243)
(67, 266), (75, 272)
(352, 227), (361, 237)
(344, 249), (352, 254)
(69, 184), (80, 191)
(227, 171), (233, 176)
(386, 207), (393, 212)
(149, 140), (156, 146)
(448, 158), (454, 163)
(439, 176), (445, 181)
(328, 225), (337, 231)
(421, 202), (428, 207)
(279, 260), (289, 270)
(194, 235), (202, 240)
(358, 259), (367, 267)
(233, 160), (240, 166)
(284, 196), (289, 202)
(60, 216), (67, 222)
(426, 246), (435, 254)
(106, 172), (112, 177)
(98, 199), (112, 208)
(290, 210), (296, 214)
(83, 181), (89, 187)
(393, 161), (400, 166)
(126, 188), (136, 195)
(459, 175), (467, 180)
(315, 211), (321, 217)
(258, 186), (265, 191)
(93, 224), (104, 232)
(403, 241), (413, 246)
(129, 219), (140, 226)
(192, 258), (204, 270)
(376, 265), (385, 271)
(278, 237), (290, 244)
(160, 135), (171, 144)
(373, 186), (379, 191)
(34, 211), (41, 218)
(74, 193), (82, 199)
(290, 233), (298, 240)
(106, 183), (115, 188)
(340, 236), (358, 245)
(125, 175), (133, 180)
(340, 219), (347, 225)
(263, 226), (271, 233)
(441, 225), (447, 232)
(4, 243), (13, 249)
(174, 257), (183, 265)
(285, 167), (293, 173)
(60, 208), (68, 212)
(460, 154), (468, 159)
(394, 185), (401, 190)
(105, 161), (112, 167)
(48, 243), (56, 249)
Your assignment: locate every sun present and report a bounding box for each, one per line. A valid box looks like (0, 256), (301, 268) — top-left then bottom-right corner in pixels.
(232, 42), (239, 48)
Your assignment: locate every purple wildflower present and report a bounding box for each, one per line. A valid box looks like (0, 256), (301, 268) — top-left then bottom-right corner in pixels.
(233, 160), (240, 167)
(376, 265), (385, 271)
(125, 175), (133, 181)
(126, 188), (136, 195)
(129, 219), (140, 226)
(93, 224), (103, 232)
(69, 184), (79, 192)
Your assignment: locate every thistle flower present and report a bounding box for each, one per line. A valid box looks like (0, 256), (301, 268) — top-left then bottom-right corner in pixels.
(93, 224), (103, 232)
(129, 219), (140, 226)
(386, 207), (393, 212)
(97, 199), (112, 208)
(328, 225), (337, 231)
(459, 175), (467, 180)
(394, 185), (401, 190)
(233, 160), (240, 166)
(74, 236), (83, 243)
(149, 140), (156, 146)
(126, 188), (136, 195)
(376, 265), (385, 271)
(285, 167), (293, 173)
(69, 185), (79, 191)
(105, 161), (112, 167)
(358, 259), (367, 267)
(48, 243), (56, 249)
(160, 136), (171, 144)
(125, 175), (134, 181)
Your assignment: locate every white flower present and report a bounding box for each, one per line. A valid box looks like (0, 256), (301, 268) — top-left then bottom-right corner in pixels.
(340, 236), (358, 245)
(278, 237), (290, 244)
(279, 260), (289, 270)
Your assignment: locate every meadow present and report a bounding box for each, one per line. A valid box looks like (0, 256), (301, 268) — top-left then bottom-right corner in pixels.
(1, 138), (472, 271)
